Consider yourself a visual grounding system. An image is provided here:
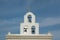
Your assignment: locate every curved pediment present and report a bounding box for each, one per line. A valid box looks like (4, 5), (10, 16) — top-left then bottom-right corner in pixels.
(24, 12), (35, 23)
(26, 12), (35, 16)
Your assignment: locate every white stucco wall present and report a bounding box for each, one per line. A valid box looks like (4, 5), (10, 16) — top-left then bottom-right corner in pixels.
(20, 12), (39, 35)
(6, 12), (53, 40)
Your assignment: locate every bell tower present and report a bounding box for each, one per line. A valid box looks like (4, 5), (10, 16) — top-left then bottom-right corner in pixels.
(20, 12), (39, 35)
(6, 12), (53, 40)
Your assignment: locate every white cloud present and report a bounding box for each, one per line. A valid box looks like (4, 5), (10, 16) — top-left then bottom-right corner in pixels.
(0, 18), (21, 26)
(0, 18), (21, 33)
(51, 30), (60, 40)
(40, 17), (60, 27)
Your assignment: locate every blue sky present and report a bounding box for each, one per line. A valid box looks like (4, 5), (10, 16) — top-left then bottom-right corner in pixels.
(0, 0), (60, 40)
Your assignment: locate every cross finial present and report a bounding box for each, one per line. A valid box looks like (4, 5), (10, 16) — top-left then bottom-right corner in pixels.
(26, 0), (32, 12)
(27, 5), (31, 12)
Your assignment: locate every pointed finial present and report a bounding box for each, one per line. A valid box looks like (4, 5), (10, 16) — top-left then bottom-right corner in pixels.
(8, 32), (11, 35)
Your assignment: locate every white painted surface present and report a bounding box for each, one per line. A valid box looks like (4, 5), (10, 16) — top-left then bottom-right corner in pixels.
(6, 12), (52, 40)
(20, 12), (39, 35)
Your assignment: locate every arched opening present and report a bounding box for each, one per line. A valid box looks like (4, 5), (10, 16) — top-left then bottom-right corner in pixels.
(31, 26), (35, 34)
(28, 15), (32, 23)
(24, 27), (27, 32)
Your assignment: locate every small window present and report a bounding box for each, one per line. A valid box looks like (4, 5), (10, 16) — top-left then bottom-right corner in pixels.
(28, 15), (32, 23)
(31, 26), (35, 34)
(24, 28), (27, 32)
